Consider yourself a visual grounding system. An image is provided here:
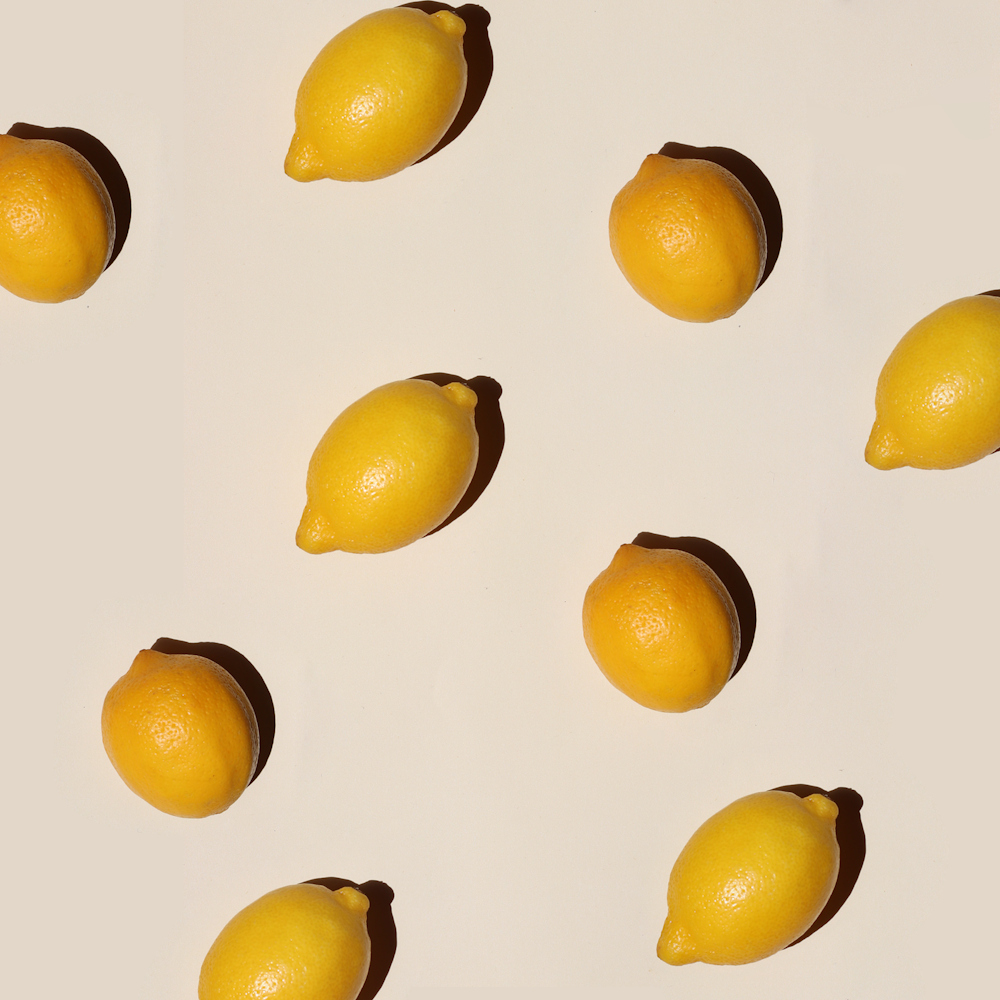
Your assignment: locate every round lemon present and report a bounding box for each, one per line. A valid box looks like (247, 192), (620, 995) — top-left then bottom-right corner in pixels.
(866, 294), (1000, 470)
(199, 883), (371, 1000)
(296, 378), (479, 554)
(102, 649), (259, 818)
(285, 7), (467, 182)
(609, 153), (765, 322)
(582, 544), (739, 712)
(658, 790), (840, 966)
(0, 134), (115, 303)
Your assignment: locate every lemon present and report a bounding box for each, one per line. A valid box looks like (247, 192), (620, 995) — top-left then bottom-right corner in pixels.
(101, 649), (259, 818)
(658, 790), (840, 966)
(0, 134), (115, 303)
(285, 7), (467, 182)
(609, 154), (765, 322)
(582, 544), (739, 712)
(199, 883), (371, 1000)
(866, 294), (1000, 470)
(297, 378), (479, 554)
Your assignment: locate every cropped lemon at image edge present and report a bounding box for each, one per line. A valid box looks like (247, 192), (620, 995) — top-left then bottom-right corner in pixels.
(102, 649), (259, 818)
(0, 133), (115, 303)
(199, 883), (372, 1000)
(866, 293), (1000, 470)
(285, 6), (468, 183)
(297, 377), (479, 554)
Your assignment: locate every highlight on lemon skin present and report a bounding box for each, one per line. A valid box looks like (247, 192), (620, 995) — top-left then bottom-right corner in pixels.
(609, 153), (765, 322)
(286, 7), (467, 183)
(0, 134), (115, 303)
(297, 378), (479, 554)
(199, 883), (371, 1000)
(657, 790), (840, 966)
(582, 544), (740, 712)
(101, 649), (259, 818)
(866, 294), (1000, 470)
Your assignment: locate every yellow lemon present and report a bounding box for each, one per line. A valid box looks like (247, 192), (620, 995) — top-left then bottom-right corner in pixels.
(199, 883), (371, 1000)
(102, 649), (259, 818)
(582, 544), (739, 712)
(866, 294), (1000, 470)
(658, 790), (840, 966)
(609, 154), (765, 322)
(285, 7), (467, 182)
(297, 378), (479, 554)
(0, 134), (115, 302)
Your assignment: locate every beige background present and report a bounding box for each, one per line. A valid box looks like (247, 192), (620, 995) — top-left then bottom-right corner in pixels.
(1, 1), (999, 996)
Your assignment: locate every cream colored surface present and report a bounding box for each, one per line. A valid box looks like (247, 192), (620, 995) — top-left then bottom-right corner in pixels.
(1, 2), (999, 998)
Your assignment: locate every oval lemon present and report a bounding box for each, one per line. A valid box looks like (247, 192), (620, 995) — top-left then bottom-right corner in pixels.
(658, 790), (840, 966)
(102, 649), (259, 818)
(609, 153), (765, 322)
(296, 378), (479, 554)
(285, 7), (467, 182)
(199, 883), (371, 1000)
(866, 294), (1000, 470)
(582, 544), (739, 712)
(0, 134), (115, 302)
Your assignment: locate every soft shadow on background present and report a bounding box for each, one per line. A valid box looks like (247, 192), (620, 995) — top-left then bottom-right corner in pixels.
(631, 532), (756, 677)
(401, 4), (493, 164)
(772, 784), (866, 947)
(150, 637), (275, 784)
(658, 141), (782, 289)
(305, 877), (397, 1000)
(412, 372), (504, 534)
(7, 121), (131, 268)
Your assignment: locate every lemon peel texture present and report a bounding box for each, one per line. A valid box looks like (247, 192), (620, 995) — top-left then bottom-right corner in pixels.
(0, 134), (115, 303)
(101, 649), (259, 818)
(609, 153), (765, 322)
(297, 378), (479, 554)
(199, 883), (371, 1000)
(583, 544), (739, 712)
(658, 790), (840, 966)
(866, 294), (1000, 470)
(286, 8), (467, 182)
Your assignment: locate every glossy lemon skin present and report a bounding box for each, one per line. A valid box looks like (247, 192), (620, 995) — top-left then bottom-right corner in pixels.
(297, 378), (479, 554)
(286, 8), (467, 182)
(101, 650), (259, 818)
(199, 884), (371, 1000)
(582, 545), (739, 712)
(609, 154), (765, 322)
(658, 791), (840, 966)
(0, 135), (115, 302)
(866, 295), (1000, 470)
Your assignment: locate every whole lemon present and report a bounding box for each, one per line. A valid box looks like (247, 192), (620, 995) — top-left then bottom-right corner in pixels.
(658, 790), (840, 966)
(582, 544), (739, 712)
(297, 378), (479, 554)
(199, 883), (371, 1000)
(0, 134), (115, 303)
(609, 154), (765, 322)
(285, 7), (467, 182)
(102, 649), (259, 818)
(866, 294), (1000, 470)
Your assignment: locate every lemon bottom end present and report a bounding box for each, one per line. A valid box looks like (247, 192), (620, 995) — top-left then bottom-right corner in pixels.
(296, 506), (339, 554)
(285, 133), (325, 182)
(656, 918), (698, 965)
(865, 421), (905, 469)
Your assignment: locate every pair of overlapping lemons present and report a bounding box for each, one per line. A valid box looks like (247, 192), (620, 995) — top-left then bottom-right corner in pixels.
(5, 5), (987, 998)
